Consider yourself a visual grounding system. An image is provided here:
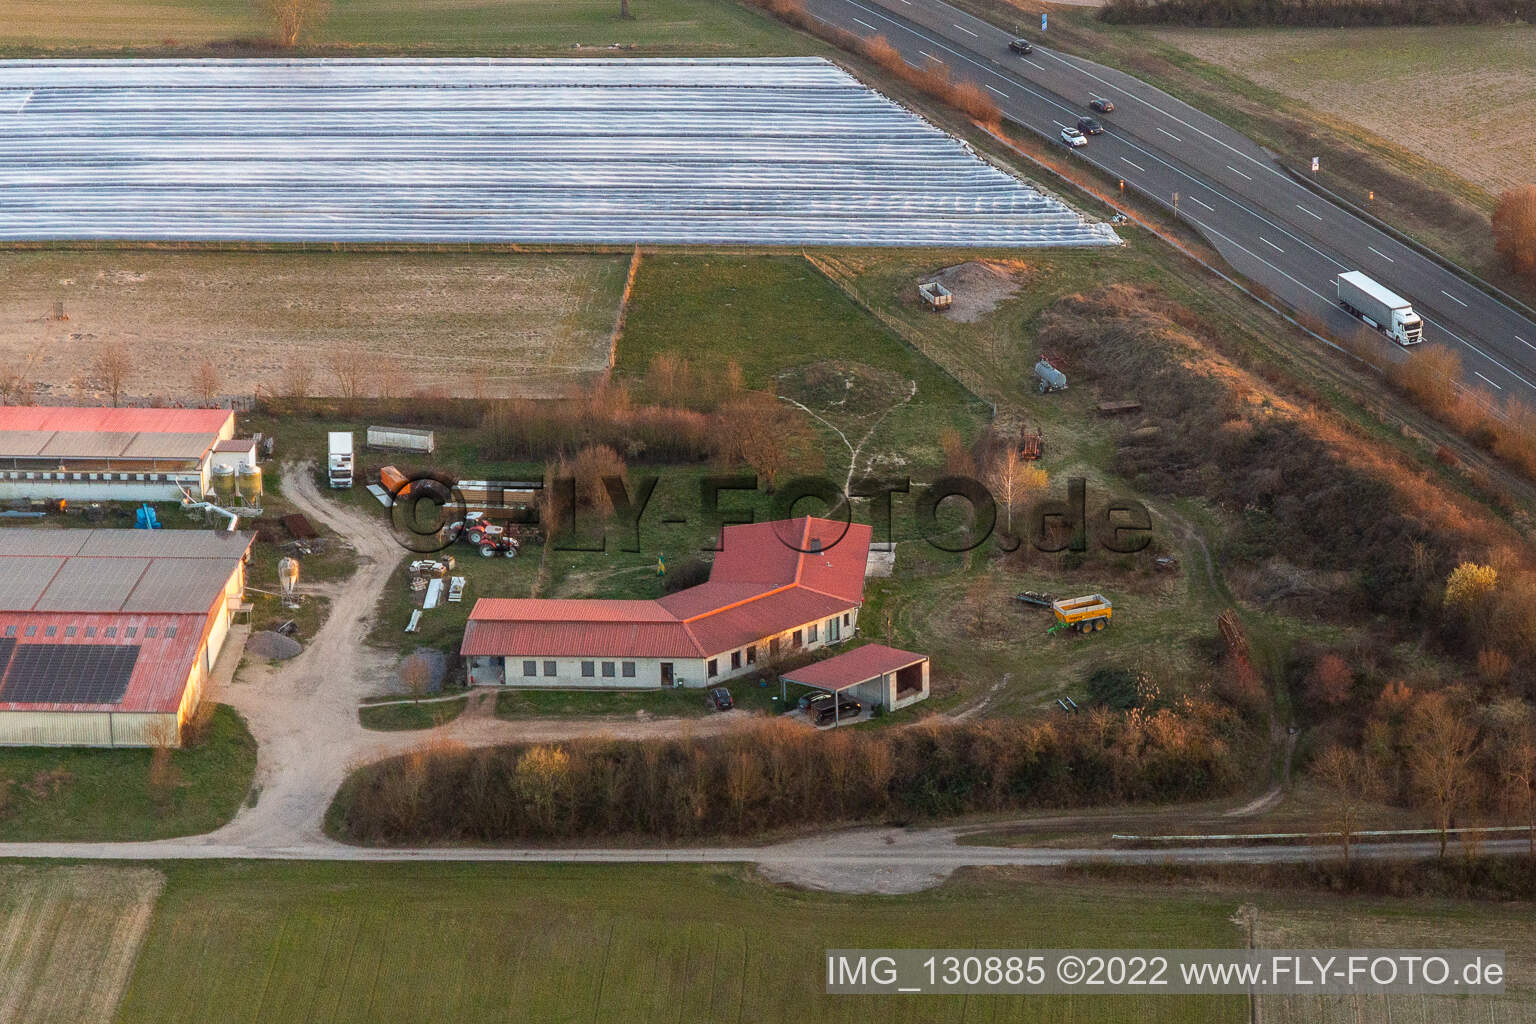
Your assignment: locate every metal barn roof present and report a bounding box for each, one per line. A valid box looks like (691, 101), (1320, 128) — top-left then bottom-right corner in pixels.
(0, 528), (252, 614)
(0, 58), (1119, 248)
(0, 406), (233, 462)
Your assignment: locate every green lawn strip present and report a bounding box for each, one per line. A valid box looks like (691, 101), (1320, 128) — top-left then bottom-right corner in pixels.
(0, 704), (255, 841)
(358, 696), (470, 732)
(115, 861), (1246, 1024)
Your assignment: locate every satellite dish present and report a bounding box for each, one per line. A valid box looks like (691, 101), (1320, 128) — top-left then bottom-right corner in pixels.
(278, 556), (300, 596)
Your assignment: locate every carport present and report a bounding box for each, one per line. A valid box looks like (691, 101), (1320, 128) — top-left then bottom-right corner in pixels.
(781, 644), (930, 725)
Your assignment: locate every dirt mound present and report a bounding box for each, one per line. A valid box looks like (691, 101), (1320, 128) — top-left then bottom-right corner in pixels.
(247, 631), (302, 660)
(926, 260), (1027, 322)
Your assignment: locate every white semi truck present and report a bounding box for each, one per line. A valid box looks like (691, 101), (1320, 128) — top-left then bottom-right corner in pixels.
(1336, 271), (1422, 346)
(327, 431), (354, 489)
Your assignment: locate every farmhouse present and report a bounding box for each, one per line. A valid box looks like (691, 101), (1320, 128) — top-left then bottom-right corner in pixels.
(463, 517), (871, 690)
(0, 406), (237, 503)
(0, 528), (253, 747)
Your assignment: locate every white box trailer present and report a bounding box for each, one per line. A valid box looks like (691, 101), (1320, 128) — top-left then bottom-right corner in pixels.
(366, 425), (436, 455)
(327, 432), (354, 489)
(1337, 271), (1422, 346)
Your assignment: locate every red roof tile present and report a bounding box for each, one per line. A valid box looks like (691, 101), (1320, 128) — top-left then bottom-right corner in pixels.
(781, 644), (927, 689)
(464, 517), (870, 660)
(0, 406), (232, 435)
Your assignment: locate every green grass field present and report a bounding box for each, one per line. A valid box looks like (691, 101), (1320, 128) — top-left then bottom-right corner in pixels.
(0, 704), (255, 841)
(0, 0), (798, 53)
(359, 696), (470, 731)
(115, 862), (1246, 1024)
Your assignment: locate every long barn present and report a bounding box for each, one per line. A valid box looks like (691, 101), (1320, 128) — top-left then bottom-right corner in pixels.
(0, 528), (253, 747)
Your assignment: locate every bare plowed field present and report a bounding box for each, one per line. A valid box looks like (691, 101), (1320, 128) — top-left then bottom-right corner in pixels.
(0, 864), (165, 1024)
(0, 252), (629, 402)
(1156, 25), (1536, 197)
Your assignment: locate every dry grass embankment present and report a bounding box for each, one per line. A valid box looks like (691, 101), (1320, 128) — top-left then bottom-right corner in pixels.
(746, 0), (1000, 126)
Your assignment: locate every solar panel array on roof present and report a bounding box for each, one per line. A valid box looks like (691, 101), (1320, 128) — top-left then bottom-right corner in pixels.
(0, 643), (140, 704)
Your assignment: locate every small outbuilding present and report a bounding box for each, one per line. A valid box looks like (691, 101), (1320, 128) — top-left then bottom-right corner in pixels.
(782, 643), (930, 716)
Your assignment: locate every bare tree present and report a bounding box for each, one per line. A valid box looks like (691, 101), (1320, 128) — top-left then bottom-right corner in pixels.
(191, 358), (221, 408)
(1493, 184), (1536, 286)
(327, 346), (373, 412)
(280, 358), (315, 401)
(1408, 692), (1479, 858)
(1499, 722), (1536, 856)
(1312, 745), (1381, 866)
(986, 446), (1047, 539)
(258, 0), (329, 47)
(93, 340), (131, 407)
(0, 350), (39, 405)
(399, 655), (432, 705)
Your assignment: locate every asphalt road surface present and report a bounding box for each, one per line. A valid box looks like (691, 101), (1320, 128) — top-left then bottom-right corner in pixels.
(807, 0), (1536, 402)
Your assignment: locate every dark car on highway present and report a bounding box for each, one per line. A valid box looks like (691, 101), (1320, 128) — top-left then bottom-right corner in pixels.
(709, 687), (733, 710)
(1008, 38), (1033, 55)
(1077, 116), (1104, 135)
(815, 698), (862, 725)
(1089, 97), (1115, 114)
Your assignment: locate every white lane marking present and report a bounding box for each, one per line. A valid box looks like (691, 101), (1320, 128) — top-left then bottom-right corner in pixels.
(918, 50), (941, 62)
(1022, 58), (1046, 71)
(1158, 127), (1180, 142)
(986, 84), (1008, 98)
(853, 17), (878, 30)
(953, 23), (978, 36)
(1295, 204), (1323, 221)
(1368, 246), (1394, 263)
(832, 0), (1533, 382)
(1261, 237), (1284, 253)
(1226, 164), (1252, 181)
(1517, 335), (1534, 352)
(1121, 157), (1146, 173)
(1475, 372), (1503, 390)
(1441, 290), (1469, 308)
(1053, 120), (1069, 129)
(1420, 312), (1536, 393)
(1188, 195), (1215, 212)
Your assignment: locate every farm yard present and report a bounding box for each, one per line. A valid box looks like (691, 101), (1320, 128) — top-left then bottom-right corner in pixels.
(0, 251), (630, 401)
(1154, 25), (1536, 198)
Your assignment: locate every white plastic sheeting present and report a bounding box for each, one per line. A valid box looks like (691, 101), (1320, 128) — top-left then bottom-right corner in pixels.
(0, 57), (1118, 247)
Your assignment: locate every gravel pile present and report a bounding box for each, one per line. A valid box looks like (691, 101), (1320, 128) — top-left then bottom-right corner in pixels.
(247, 631), (302, 660)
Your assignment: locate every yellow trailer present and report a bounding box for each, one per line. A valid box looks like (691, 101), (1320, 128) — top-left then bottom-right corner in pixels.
(1051, 594), (1112, 633)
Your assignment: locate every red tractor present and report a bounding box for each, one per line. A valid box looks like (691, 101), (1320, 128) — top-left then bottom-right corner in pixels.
(453, 511), (519, 558)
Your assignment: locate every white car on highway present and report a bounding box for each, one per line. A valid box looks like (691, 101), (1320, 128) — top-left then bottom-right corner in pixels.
(1060, 126), (1087, 148)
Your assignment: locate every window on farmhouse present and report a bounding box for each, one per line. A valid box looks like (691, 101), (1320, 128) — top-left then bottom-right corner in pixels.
(746, 645), (756, 664)
(731, 651), (741, 670)
(808, 624), (818, 643)
(791, 629), (802, 648)
(543, 661), (556, 677)
(65, 626), (77, 637)
(44, 626), (56, 637)
(843, 613), (850, 626)
(581, 661), (595, 677)
(708, 658), (719, 677)
(769, 638), (780, 657)
(602, 662), (615, 678)
(166, 626), (177, 639)
(622, 662), (635, 678)
(523, 660), (538, 677)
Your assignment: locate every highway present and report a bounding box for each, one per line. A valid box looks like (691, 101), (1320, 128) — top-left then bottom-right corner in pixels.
(805, 0), (1536, 402)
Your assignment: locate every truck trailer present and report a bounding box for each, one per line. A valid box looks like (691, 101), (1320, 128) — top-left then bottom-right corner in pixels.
(327, 432), (354, 489)
(1336, 271), (1422, 346)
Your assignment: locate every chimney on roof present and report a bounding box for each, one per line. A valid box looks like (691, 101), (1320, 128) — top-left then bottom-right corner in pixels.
(810, 537), (822, 553)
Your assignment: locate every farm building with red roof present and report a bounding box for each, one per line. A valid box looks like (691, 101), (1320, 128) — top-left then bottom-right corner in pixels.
(0, 405), (239, 503)
(463, 517), (872, 690)
(0, 528), (253, 747)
